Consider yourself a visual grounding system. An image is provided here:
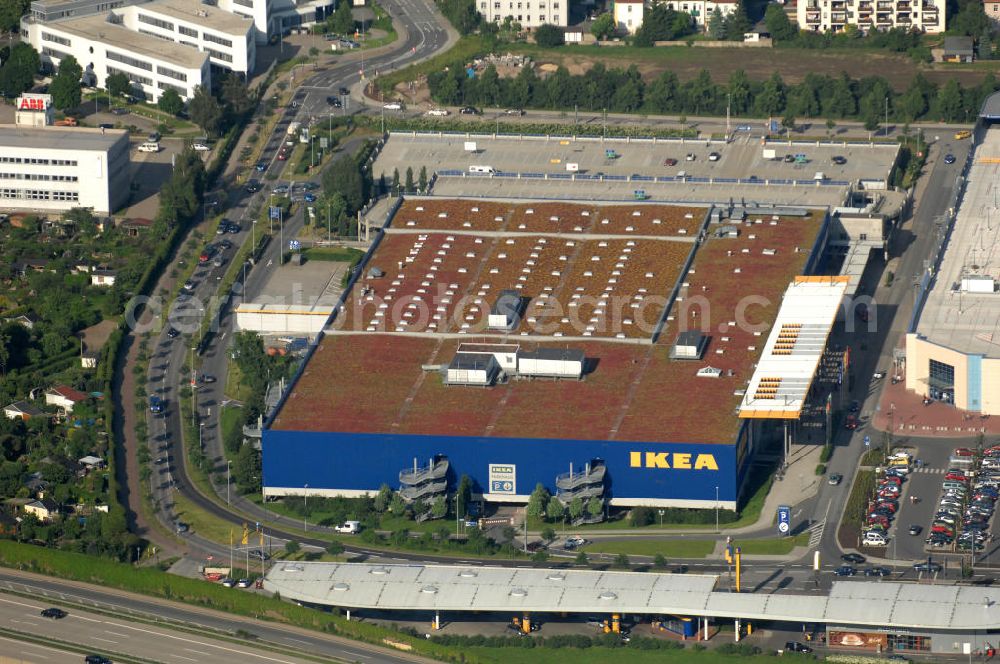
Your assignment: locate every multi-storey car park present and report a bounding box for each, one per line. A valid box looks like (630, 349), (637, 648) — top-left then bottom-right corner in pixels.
(261, 196), (849, 510)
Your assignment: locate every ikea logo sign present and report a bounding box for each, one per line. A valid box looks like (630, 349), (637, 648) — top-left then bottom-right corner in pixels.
(629, 451), (719, 471)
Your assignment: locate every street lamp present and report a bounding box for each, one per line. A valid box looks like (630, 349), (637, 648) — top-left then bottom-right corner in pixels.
(227, 459), (232, 506)
(658, 509), (665, 527)
(199, 421), (204, 450)
(715, 486), (720, 533)
(726, 92), (731, 138)
(190, 347), (196, 429)
(303, 484), (308, 531)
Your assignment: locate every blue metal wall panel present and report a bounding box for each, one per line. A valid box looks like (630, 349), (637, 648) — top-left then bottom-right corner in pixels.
(968, 354), (983, 412)
(262, 430), (738, 502)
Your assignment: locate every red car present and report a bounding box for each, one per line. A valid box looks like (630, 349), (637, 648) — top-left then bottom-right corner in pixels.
(845, 415), (859, 430)
(663, 158), (678, 166)
(277, 152), (288, 161)
(881, 476), (902, 486)
(876, 501), (898, 513)
(945, 472), (968, 482)
(954, 448), (975, 457)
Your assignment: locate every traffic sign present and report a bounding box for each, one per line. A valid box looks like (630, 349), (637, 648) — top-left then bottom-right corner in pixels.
(864, 435), (871, 447)
(777, 505), (791, 534)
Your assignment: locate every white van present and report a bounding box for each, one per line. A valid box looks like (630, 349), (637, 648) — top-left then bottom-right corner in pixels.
(814, 171), (826, 181)
(138, 142), (160, 153)
(863, 532), (887, 546)
(334, 520), (361, 534)
(469, 165), (496, 174)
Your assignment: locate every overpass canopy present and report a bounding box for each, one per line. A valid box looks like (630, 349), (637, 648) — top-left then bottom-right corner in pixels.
(739, 276), (849, 419)
(263, 561), (1000, 631)
(982, 91), (1000, 120)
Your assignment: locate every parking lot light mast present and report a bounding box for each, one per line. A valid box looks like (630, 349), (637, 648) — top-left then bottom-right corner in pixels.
(715, 486), (720, 533)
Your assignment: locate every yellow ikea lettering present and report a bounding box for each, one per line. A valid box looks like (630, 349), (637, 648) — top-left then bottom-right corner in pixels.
(645, 452), (670, 468)
(629, 451), (719, 471)
(694, 454), (719, 470)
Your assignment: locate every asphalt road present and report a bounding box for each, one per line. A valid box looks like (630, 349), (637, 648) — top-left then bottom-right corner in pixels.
(0, 569), (433, 664)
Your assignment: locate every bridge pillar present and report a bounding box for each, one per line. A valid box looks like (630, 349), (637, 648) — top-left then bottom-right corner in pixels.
(611, 614), (621, 633)
(703, 617), (709, 640)
(522, 614), (531, 633)
(735, 618), (741, 642)
(434, 611), (440, 630)
(346, 609), (351, 621)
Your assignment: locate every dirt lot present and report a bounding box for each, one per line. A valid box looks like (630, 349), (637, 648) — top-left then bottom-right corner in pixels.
(509, 45), (991, 92)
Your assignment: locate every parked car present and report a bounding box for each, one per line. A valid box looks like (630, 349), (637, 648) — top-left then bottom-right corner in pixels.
(865, 566), (891, 577)
(426, 108), (449, 116)
(785, 641), (813, 653)
(236, 578), (253, 588)
(834, 565), (857, 576)
(193, 142), (211, 151)
(504, 108), (525, 116)
(831, 155), (847, 165)
(459, 106), (480, 115)
(256, 161), (267, 172)
(245, 179), (260, 193)
(944, 153), (957, 164)
(913, 561), (943, 573)
(845, 415), (858, 430)
(221, 577), (236, 587)
(708, 152), (721, 161)
(663, 158), (678, 166)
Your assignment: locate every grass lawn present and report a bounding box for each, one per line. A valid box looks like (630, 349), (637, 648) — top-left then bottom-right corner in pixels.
(220, 405), (242, 445)
(224, 357), (252, 402)
(582, 539), (715, 558)
(173, 489), (240, 545)
(737, 532), (809, 555)
(378, 35), (489, 94)
(302, 246), (365, 262)
(463, 648), (764, 664)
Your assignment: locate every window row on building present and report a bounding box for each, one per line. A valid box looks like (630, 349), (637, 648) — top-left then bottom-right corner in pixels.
(0, 156), (78, 166)
(0, 188), (80, 201)
(0, 172), (78, 182)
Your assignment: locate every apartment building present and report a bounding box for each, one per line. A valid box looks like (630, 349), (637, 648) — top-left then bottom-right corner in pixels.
(797, 0), (945, 33)
(0, 125), (130, 214)
(477, 0), (569, 28)
(661, 0), (737, 29)
(613, 0), (644, 34)
(22, 13), (211, 101)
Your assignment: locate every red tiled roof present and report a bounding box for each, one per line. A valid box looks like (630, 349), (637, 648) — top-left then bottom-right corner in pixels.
(49, 385), (88, 402)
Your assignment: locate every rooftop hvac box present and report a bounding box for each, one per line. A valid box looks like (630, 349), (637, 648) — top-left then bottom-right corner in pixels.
(446, 353), (499, 386)
(488, 290), (524, 330)
(518, 348), (584, 379)
(671, 331), (708, 360)
(962, 276), (995, 293)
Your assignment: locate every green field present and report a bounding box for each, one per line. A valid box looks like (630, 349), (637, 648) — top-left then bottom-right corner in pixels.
(582, 538), (715, 558)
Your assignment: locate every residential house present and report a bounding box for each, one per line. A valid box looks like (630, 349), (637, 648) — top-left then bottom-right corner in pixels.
(798, 0), (945, 33)
(12, 259), (51, 277)
(3, 400), (44, 421)
(78, 455), (106, 471)
(0, 511), (17, 536)
(3, 313), (38, 330)
(23, 498), (59, 522)
(987, 0), (1000, 25)
(613, 0), (644, 34)
(45, 385), (88, 414)
(943, 36), (975, 62)
(90, 269), (117, 287)
(662, 0), (738, 30)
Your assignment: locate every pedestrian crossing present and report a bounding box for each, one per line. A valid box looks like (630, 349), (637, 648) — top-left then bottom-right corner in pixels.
(808, 520), (825, 549)
(912, 468), (947, 475)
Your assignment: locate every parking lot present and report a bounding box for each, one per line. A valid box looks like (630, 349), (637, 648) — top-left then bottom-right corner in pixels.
(375, 132), (900, 187)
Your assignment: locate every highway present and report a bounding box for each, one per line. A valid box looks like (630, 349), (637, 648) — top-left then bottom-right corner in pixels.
(0, 569), (433, 664)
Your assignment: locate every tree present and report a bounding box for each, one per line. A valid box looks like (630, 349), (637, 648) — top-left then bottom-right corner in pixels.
(323, 153), (366, 213)
(220, 73), (253, 118)
(0, 330), (9, 377)
(476, 64), (501, 106)
(438, 0), (480, 35)
(326, 541), (345, 555)
(188, 85), (223, 137)
(936, 78), (963, 122)
(0, 0), (29, 33)
(727, 69), (752, 115)
(540, 526), (556, 543)
(431, 495), (448, 519)
(531, 550), (549, 564)
(764, 3), (797, 41)
(591, 13), (616, 40)
(332, 0), (355, 35)
(707, 8), (726, 39)
(232, 442), (261, 492)
(825, 118), (836, 137)
(526, 483), (549, 520)
(404, 166), (415, 193)
(284, 540), (301, 555)
(389, 493), (406, 514)
(0, 43), (39, 98)
(374, 484), (392, 513)
(754, 71), (786, 116)
(781, 114), (796, 132)
(105, 72), (131, 99)
(569, 497), (585, 520)
(534, 23), (564, 47)
(724, 0), (752, 40)
(630, 506), (654, 527)
(157, 88), (184, 116)
(456, 474), (472, 518)
(545, 495), (564, 521)
(50, 72), (81, 110)
(653, 553), (668, 568)
(614, 552), (630, 568)
(634, 4), (692, 46)
(418, 165), (428, 192)
(575, 550), (589, 566)
(898, 74), (930, 122)
(391, 167), (400, 196)
(586, 497), (603, 517)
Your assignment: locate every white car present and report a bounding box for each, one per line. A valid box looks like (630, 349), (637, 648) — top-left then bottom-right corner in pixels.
(426, 108), (449, 116)
(383, 102), (403, 110)
(193, 143), (211, 151)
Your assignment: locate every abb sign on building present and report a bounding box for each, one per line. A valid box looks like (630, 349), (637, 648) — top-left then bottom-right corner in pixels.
(14, 93), (54, 127)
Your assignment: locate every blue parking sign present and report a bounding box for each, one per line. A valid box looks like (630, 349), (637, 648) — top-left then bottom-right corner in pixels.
(269, 206), (280, 220)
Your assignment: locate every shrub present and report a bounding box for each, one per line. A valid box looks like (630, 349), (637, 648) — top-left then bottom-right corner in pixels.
(816, 463), (827, 476)
(820, 444), (833, 463)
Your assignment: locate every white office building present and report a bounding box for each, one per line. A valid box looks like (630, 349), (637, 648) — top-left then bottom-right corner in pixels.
(477, 0), (569, 28)
(116, 0), (256, 75)
(797, 0), (945, 33)
(22, 13), (210, 102)
(0, 125), (130, 214)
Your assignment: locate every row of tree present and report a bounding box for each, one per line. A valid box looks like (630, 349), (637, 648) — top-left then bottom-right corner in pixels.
(430, 61), (997, 124)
